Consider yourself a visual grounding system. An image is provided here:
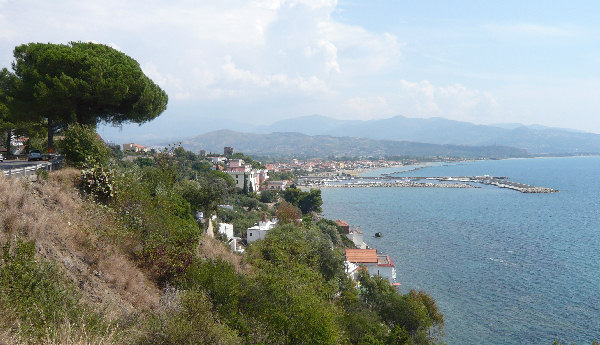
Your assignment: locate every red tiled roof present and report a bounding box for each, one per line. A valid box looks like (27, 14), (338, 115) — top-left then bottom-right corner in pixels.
(345, 249), (377, 263)
(336, 220), (349, 227)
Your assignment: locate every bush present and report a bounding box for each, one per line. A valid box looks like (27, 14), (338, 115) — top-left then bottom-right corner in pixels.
(134, 289), (241, 345)
(57, 123), (110, 168)
(81, 165), (116, 201)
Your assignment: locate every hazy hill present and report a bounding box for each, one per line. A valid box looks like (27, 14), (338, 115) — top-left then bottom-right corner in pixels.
(257, 115), (600, 154)
(180, 130), (528, 158)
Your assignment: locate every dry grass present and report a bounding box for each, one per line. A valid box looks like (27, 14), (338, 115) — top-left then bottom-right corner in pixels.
(196, 235), (250, 273)
(0, 169), (160, 321)
(0, 320), (121, 345)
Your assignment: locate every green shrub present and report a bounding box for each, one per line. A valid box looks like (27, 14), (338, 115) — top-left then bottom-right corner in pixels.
(81, 165), (116, 201)
(134, 289), (241, 345)
(57, 123), (110, 168)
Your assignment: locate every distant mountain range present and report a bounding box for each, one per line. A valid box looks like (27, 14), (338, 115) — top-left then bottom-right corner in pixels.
(255, 115), (600, 154)
(180, 130), (527, 159)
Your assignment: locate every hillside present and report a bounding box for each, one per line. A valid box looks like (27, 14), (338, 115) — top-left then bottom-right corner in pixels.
(180, 129), (528, 158)
(0, 143), (446, 345)
(257, 115), (600, 154)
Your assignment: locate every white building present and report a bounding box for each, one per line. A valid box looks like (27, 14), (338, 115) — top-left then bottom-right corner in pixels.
(210, 156), (227, 164)
(225, 169), (260, 191)
(218, 223), (234, 241)
(246, 216), (278, 243)
(347, 228), (366, 249)
(345, 249), (396, 283)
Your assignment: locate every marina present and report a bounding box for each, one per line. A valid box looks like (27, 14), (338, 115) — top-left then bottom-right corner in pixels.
(298, 174), (558, 193)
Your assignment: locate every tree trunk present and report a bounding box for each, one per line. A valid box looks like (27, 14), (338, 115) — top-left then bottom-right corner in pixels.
(5, 129), (10, 157)
(47, 118), (54, 153)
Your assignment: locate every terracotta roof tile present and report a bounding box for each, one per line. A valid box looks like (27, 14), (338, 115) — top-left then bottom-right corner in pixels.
(345, 249), (377, 263)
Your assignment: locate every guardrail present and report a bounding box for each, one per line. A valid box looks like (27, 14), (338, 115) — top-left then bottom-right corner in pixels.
(2, 157), (64, 178)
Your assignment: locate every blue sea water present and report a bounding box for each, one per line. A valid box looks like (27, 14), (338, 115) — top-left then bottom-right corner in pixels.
(320, 156), (600, 345)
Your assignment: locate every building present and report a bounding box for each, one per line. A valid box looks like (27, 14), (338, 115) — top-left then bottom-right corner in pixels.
(336, 220), (366, 248)
(335, 220), (350, 233)
(266, 180), (292, 191)
(224, 146), (234, 156)
(347, 227), (366, 249)
(223, 159), (267, 192)
(246, 214), (278, 243)
(345, 248), (396, 283)
(123, 143), (149, 152)
(218, 223), (234, 241)
(209, 156), (227, 164)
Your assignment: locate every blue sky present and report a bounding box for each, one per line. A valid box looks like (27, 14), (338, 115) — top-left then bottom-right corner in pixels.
(0, 0), (599, 143)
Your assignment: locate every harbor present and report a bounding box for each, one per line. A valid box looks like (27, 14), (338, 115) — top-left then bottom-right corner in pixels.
(298, 174), (558, 193)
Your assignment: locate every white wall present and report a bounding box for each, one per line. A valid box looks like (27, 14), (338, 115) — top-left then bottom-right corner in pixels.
(218, 223), (234, 240)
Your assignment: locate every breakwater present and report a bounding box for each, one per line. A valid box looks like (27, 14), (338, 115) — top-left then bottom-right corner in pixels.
(320, 181), (476, 189)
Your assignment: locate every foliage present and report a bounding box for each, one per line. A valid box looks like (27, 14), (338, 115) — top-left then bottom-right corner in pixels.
(282, 186), (323, 214)
(275, 201), (300, 225)
(135, 156), (154, 167)
(317, 218), (355, 248)
(242, 263), (342, 345)
(179, 259), (245, 323)
(357, 271), (445, 344)
(134, 289), (241, 345)
(0, 239), (107, 341)
(81, 164), (116, 201)
(268, 170), (295, 181)
(111, 165), (200, 284)
(259, 189), (277, 203)
(58, 123), (110, 167)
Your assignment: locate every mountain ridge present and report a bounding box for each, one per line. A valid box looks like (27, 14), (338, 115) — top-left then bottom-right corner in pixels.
(179, 129), (528, 158)
(255, 115), (600, 154)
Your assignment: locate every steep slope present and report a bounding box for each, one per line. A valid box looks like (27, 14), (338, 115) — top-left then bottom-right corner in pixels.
(0, 170), (161, 317)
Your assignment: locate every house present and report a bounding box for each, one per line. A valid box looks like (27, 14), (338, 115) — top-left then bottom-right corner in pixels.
(347, 227), (366, 249)
(218, 223), (234, 241)
(336, 220), (366, 249)
(345, 248), (396, 283)
(246, 214), (278, 243)
(209, 156), (227, 164)
(266, 180), (292, 191)
(123, 143), (149, 152)
(335, 220), (350, 233)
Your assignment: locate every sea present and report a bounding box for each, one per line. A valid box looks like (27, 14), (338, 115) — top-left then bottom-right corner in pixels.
(320, 156), (600, 345)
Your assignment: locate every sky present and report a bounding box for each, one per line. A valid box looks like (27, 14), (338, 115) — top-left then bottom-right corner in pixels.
(1, 0), (599, 143)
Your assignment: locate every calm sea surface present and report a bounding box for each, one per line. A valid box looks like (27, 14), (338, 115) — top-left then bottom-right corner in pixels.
(320, 156), (600, 345)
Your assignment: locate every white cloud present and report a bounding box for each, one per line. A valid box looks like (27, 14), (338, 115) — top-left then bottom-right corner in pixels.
(219, 56), (330, 96)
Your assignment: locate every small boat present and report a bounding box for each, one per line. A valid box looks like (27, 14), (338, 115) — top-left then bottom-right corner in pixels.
(374, 232), (383, 238)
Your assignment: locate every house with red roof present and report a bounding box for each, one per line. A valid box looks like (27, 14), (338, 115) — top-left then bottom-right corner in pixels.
(345, 248), (396, 283)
